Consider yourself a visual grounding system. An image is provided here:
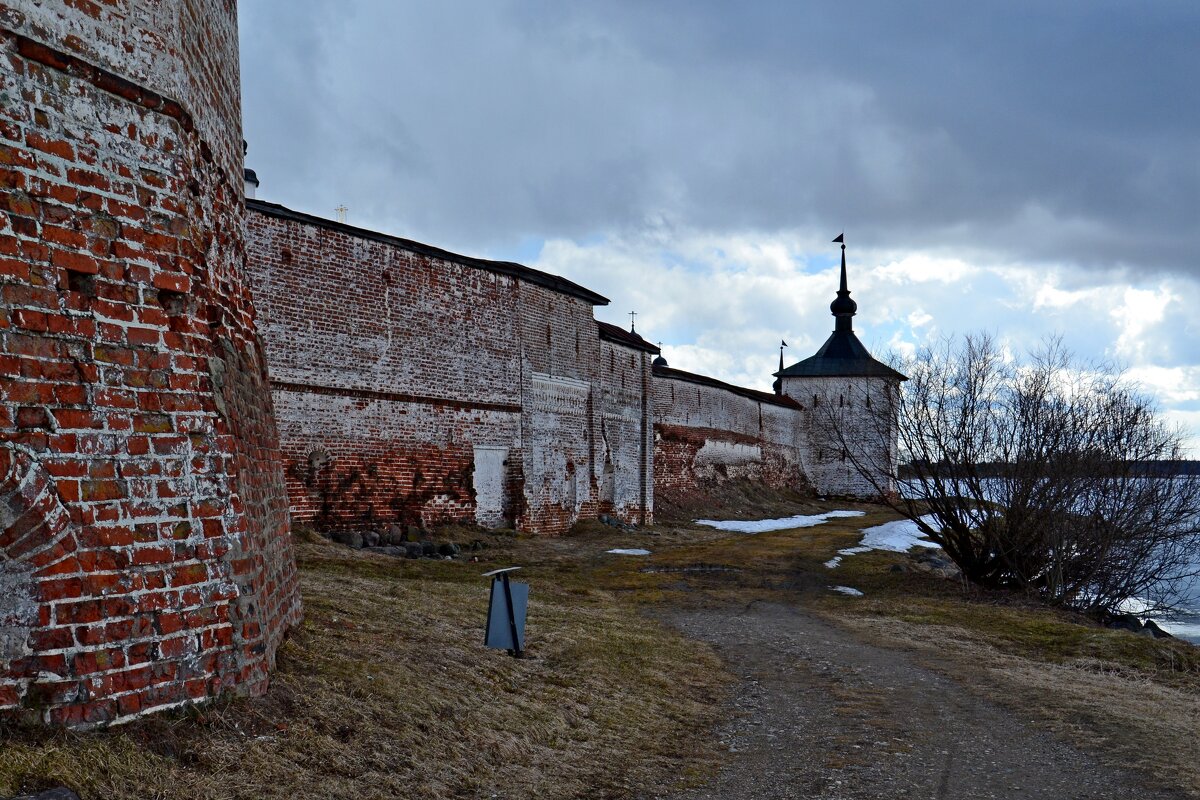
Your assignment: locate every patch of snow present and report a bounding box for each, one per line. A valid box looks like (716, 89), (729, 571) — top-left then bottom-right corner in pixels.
(830, 586), (864, 597)
(842, 515), (941, 557)
(606, 548), (651, 556)
(824, 557), (842, 569)
(695, 509), (865, 534)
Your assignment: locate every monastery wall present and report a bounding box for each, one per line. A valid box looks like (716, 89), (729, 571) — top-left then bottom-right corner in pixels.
(0, 1), (299, 727)
(514, 283), (603, 534)
(246, 203), (524, 531)
(652, 367), (808, 500)
(246, 203), (655, 535)
(598, 332), (654, 524)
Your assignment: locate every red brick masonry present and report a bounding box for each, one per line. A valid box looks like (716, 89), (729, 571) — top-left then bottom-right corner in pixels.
(0, 1), (300, 727)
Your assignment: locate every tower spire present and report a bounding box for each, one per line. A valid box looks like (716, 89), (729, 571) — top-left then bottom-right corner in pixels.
(829, 233), (857, 332)
(774, 339), (787, 394)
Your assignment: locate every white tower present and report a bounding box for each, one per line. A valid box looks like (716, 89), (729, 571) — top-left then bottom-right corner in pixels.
(775, 236), (906, 497)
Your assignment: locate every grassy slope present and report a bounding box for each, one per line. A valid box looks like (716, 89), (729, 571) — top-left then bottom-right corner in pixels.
(3, 500), (1199, 798)
(0, 530), (728, 799)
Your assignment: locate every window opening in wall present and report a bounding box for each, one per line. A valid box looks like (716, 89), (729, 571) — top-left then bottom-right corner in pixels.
(575, 331), (579, 355)
(546, 323), (552, 347)
(671, 385), (675, 401)
(157, 288), (188, 316)
(866, 394), (872, 408)
(610, 351), (614, 372)
(813, 395), (820, 406)
(841, 448), (847, 462)
(818, 449), (824, 460)
(66, 270), (96, 298)
(839, 394), (844, 407)
(629, 354), (634, 368)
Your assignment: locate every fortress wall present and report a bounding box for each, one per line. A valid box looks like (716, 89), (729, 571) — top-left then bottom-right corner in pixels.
(513, 283), (603, 534)
(597, 337), (653, 524)
(652, 370), (808, 500)
(247, 203), (667, 534)
(246, 207), (524, 531)
(0, 1), (299, 727)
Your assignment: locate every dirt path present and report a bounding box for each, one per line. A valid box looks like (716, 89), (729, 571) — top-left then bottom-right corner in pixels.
(658, 601), (1185, 800)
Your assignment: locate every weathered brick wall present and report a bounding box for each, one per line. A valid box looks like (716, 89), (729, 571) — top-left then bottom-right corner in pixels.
(652, 369), (808, 500)
(247, 205), (656, 535)
(515, 285), (604, 534)
(246, 206), (523, 531)
(597, 337), (653, 524)
(782, 376), (899, 497)
(0, 1), (299, 727)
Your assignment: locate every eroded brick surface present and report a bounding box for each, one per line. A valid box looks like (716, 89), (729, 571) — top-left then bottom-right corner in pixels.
(0, 1), (300, 727)
(782, 375), (901, 497)
(652, 371), (809, 502)
(246, 204), (657, 535)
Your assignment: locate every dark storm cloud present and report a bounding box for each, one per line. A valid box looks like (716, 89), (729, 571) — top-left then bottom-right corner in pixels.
(239, 0), (1199, 276)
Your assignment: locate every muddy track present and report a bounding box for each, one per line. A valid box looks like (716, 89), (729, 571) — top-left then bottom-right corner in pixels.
(657, 602), (1185, 800)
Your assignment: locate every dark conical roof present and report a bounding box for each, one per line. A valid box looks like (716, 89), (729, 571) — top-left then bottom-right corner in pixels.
(775, 236), (906, 381)
(775, 329), (906, 380)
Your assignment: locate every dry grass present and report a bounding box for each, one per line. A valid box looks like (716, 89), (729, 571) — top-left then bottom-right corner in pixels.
(4, 497), (1199, 798)
(0, 532), (729, 799)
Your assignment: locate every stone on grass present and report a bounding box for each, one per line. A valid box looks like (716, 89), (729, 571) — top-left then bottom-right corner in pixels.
(332, 530), (363, 549)
(362, 530), (381, 548)
(404, 542), (423, 559)
(11, 790), (81, 800)
(437, 542), (460, 557)
(420, 540), (436, 557)
(1142, 620), (1174, 639)
(1109, 614), (1144, 634)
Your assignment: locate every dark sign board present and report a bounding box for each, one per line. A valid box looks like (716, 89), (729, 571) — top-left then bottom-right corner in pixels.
(484, 567), (527, 656)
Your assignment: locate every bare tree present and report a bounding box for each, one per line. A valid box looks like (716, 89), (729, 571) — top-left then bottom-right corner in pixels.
(828, 333), (1200, 616)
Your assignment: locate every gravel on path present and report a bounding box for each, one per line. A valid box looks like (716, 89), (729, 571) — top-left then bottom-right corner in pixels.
(658, 602), (1185, 800)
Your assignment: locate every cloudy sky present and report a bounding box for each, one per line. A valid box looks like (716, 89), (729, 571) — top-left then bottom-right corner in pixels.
(238, 1), (1200, 449)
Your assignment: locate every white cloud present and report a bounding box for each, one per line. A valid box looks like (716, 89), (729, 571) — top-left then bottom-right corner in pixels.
(874, 255), (978, 285)
(528, 233), (1200, 451)
(1111, 286), (1175, 361)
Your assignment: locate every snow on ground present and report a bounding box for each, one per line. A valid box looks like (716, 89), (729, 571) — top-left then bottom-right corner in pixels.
(854, 515), (942, 553)
(830, 586), (864, 596)
(826, 514), (941, 568)
(695, 510), (865, 534)
(606, 548), (651, 556)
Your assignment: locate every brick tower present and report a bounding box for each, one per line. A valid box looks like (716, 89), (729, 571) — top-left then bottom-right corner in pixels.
(0, 1), (300, 726)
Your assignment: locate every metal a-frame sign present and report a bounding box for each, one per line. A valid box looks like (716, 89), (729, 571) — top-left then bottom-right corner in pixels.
(483, 567), (527, 658)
